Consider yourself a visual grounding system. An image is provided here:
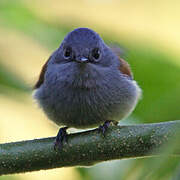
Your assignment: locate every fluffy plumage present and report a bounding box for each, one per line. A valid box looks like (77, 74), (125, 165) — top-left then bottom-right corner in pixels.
(34, 28), (141, 128)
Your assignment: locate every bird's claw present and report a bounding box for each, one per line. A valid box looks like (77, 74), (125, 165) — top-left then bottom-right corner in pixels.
(98, 120), (118, 136)
(54, 127), (68, 150)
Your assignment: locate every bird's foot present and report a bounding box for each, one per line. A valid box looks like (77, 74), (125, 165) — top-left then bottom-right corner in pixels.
(54, 127), (68, 150)
(98, 120), (118, 136)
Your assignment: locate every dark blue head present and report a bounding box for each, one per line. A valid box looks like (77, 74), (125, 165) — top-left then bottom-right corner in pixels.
(53, 28), (117, 67)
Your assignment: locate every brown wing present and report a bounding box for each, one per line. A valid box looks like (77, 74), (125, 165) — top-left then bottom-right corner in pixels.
(34, 49), (58, 89)
(111, 46), (133, 79)
(34, 56), (51, 89)
(118, 58), (133, 79)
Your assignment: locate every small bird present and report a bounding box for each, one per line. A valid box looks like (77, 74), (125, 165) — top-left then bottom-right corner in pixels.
(33, 28), (141, 149)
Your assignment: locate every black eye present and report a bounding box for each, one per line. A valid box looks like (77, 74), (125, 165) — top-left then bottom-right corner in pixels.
(64, 47), (72, 59)
(91, 48), (101, 60)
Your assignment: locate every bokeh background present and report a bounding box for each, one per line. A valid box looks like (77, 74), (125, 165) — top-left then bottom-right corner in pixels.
(0, 0), (180, 179)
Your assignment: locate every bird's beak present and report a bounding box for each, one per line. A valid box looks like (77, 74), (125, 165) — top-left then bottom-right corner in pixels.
(75, 57), (89, 63)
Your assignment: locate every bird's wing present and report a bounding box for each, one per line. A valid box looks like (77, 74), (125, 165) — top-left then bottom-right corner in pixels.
(111, 46), (133, 79)
(34, 57), (50, 89)
(34, 50), (58, 89)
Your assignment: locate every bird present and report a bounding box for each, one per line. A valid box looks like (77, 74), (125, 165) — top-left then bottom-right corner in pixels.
(33, 27), (141, 149)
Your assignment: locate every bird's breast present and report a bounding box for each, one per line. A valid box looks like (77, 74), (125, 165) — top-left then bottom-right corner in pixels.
(35, 64), (140, 128)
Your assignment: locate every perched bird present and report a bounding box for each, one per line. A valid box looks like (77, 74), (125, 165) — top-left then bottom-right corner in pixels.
(33, 28), (141, 149)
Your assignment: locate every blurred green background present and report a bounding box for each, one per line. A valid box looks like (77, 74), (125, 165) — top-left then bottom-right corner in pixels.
(0, 0), (180, 179)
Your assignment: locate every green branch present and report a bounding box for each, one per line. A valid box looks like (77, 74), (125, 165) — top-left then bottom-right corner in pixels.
(0, 120), (180, 175)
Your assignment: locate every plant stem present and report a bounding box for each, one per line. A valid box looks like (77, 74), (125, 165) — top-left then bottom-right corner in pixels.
(0, 120), (180, 175)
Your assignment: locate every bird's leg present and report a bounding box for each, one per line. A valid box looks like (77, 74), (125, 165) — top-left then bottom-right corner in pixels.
(54, 127), (68, 150)
(98, 120), (118, 136)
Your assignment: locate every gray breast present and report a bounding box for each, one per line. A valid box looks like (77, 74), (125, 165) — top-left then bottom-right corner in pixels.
(34, 64), (139, 128)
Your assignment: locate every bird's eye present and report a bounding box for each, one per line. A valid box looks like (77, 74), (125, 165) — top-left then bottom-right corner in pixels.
(91, 48), (101, 60)
(64, 47), (72, 59)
